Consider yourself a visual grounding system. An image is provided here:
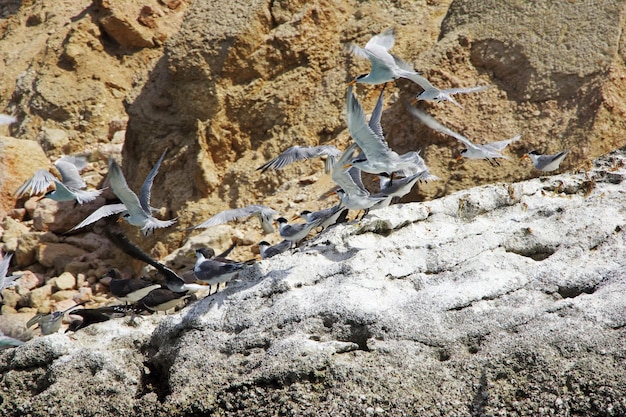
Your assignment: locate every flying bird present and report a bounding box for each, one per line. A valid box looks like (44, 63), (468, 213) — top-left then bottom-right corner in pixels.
(0, 252), (20, 299)
(71, 150), (176, 235)
(193, 205), (278, 234)
(405, 105), (520, 165)
(16, 155), (104, 204)
(257, 145), (342, 174)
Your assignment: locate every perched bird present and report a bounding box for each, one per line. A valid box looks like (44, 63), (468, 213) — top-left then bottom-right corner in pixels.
(296, 203), (348, 231)
(331, 144), (389, 211)
(27, 301), (88, 335)
(258, 240), (292, 259)
(522, 150), (569, 172)
(140, 289), (190, 314)
(405, 105), (520, 165)
(71, 150), (176, 235)
(194, 205), (279, 234)
(0, 252), (20, 299)
(377, 170), (434, 201)
(345, 86), (425, 176)
(257, 145), (342, 174)
(16, 156), (104, 204)
(106, 229), (205, 293)
(276, 216), (325, 247)
(104, 269), (161, 304)
(193, 248), (254, 292)
(65, 305), (140, 333)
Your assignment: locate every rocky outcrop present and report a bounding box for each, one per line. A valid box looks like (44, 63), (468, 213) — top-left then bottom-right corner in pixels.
(1, 149), (624, 416)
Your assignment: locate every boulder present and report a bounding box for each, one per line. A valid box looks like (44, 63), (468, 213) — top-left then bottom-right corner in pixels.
(1, 148), (624, 416)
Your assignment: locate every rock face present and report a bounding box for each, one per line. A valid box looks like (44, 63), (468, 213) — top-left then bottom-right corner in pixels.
(1, 149), (624, 417)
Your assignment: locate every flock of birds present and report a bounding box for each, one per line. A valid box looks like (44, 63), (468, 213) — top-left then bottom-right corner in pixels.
(0, 28), (570, 340)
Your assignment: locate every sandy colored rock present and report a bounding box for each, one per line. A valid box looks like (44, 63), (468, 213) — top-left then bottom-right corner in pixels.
(28, 284), (53, 311)
(32, 197), (107, 233)
(15, 231), (59, 267)
(35, 243), (89, 272)
(51, 290), (78, 303)
(0, 136), (50, 213)
(53, 272), (76, 291)
(35, 127), (69, 153)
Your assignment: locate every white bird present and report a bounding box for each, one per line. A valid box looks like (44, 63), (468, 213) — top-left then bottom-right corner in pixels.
(26, 302), (87, 335)
(522, 150), (569, 172)
(257, 145), (342, 174)
(378, 170), (432, 200)
(0, 252), (20, 299)
(409, 74), (491, 108)
(194, 205), (278, 234)
(405, 105), (520, 165)
(71, 150), (176, 235)
(348, 28), (419, 86)
(345, 86), (425, 176)
(331, 143), (389, 211)
(16, 156), (104, 204)
(193, 248), (252, 293)
(276, 217), (325, 247)
(258, 240), (292, 259)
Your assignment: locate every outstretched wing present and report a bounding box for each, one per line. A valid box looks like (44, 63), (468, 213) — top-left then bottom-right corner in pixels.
(70, 203), (127, 232)
(55, 156), (87, 190)
(139, 149), (167, 213)
(257, 146), (341, 173)
(194, 205), (277, 229)
(346, 86), (392, 162)
(16, 169), (56, 197)
(404, 104), (477, 150)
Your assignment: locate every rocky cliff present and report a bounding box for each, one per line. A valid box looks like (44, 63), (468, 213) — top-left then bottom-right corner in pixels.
(1, 148), (625, 416)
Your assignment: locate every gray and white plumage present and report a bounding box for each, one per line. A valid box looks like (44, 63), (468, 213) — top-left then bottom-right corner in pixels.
(71, 150), (176, 235)
(105, 269), (161, 304)
(0, 333), (24, 350)
(193, 248), (250, 286)
(331, 143), (389, 210)
(258, 240), (292, 259)
(26, 302), (87, 335)
(16, 156), (103, 204)
(276, 216), (325, 244)
(348, 28), (422, 86)
(257, 145), (342, 174)
(298, 203), (347, 230)
(409, 74), (491, 108)
(194, 205), (278, 234)
(141, 289), (190, 313)
(378, 170), (432, 200)
(346, 86), (424, 176)
(0, 252), (20, 299)
(525, 150), (569, 172)
(405, 105), (520, 163)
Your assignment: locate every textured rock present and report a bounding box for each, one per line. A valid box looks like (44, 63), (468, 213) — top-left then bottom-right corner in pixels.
(52, 272), (76, 291)
(31, 197), (107, 233)
(1, 149), (624, 416)
(0, 136), (50, 212)
(35, 243), (89, 273)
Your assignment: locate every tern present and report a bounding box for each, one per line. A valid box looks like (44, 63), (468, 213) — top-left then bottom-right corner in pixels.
(26, 301), (87, 335)
(296, 203), (348, 231)
(16, 156), (104, 204)
(522, 150), (569, 172)
(0, 252), (20, 299)
(193, 248), (254, 293)
(104, 269), (161, 304)
(276, 216), (325, 247)
(258, 240), (292, 259)
(71, 150), (176, 235)
(345, 86), (424, 176)
(65, 305), (140, 333)
(194, 205), (278, 234)
(257, 145), (342, 174)
(141, 289), (190, 313)
(405, 105), (520, 165)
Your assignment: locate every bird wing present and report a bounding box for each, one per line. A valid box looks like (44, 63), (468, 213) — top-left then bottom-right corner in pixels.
(194, 259), (241, 281)
(444, 84), (492, 96)
(0, 114), (17, 125)
(195, 205), (276, 229)
(404, 105), (478, 150)
(365, 28), (395, 51)
(139, 149), (167, 213)
(331, 143), (369, 197)
(70, 203), (127, 232)
(484, 135), (521, 152)
(107, 159), (146, 220)
(257, 146), (339, 172)
(346, 86), (392, 162)
(55, 156), (88, 190)
(368, 86), (386, 139)
(15, 169), (56, 197)
(0, 253), (12, 282)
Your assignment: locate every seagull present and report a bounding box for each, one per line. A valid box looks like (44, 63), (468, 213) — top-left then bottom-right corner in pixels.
(345, 86), (424, 176)
(257, 145), (342, 174)
(276, 217), (325, 247)
(104, 269), (161, 304)
(0, 252), (20, 299)
(71, 150), (176, 235)
(26, 301), (88, 335)
(65, 305), (140, 333)
(258, 240), (292, 259)
(140, 289), (190, 314)
(522, 150), (569, 172)
(405, 105), (520, 165)
(193, 248), (254, 293)
(16, 156), (104, 204)
(106, 230), (205, 293)
(331, 143), (389, 211)
(296, 203), (348, 231)
(194, 205), (278, 234)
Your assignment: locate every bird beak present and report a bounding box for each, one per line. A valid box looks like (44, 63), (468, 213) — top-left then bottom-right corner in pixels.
(455, 155), (463, 161)
(521, 154), (530, 161)
(290, 214), (300, 221)
(410, 98), (418, 106)
(342, 163), (352, 170)
(347, 79), (357, 86)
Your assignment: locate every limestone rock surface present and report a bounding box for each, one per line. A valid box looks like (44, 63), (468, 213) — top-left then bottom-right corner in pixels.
(1, 149), (624, 417)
